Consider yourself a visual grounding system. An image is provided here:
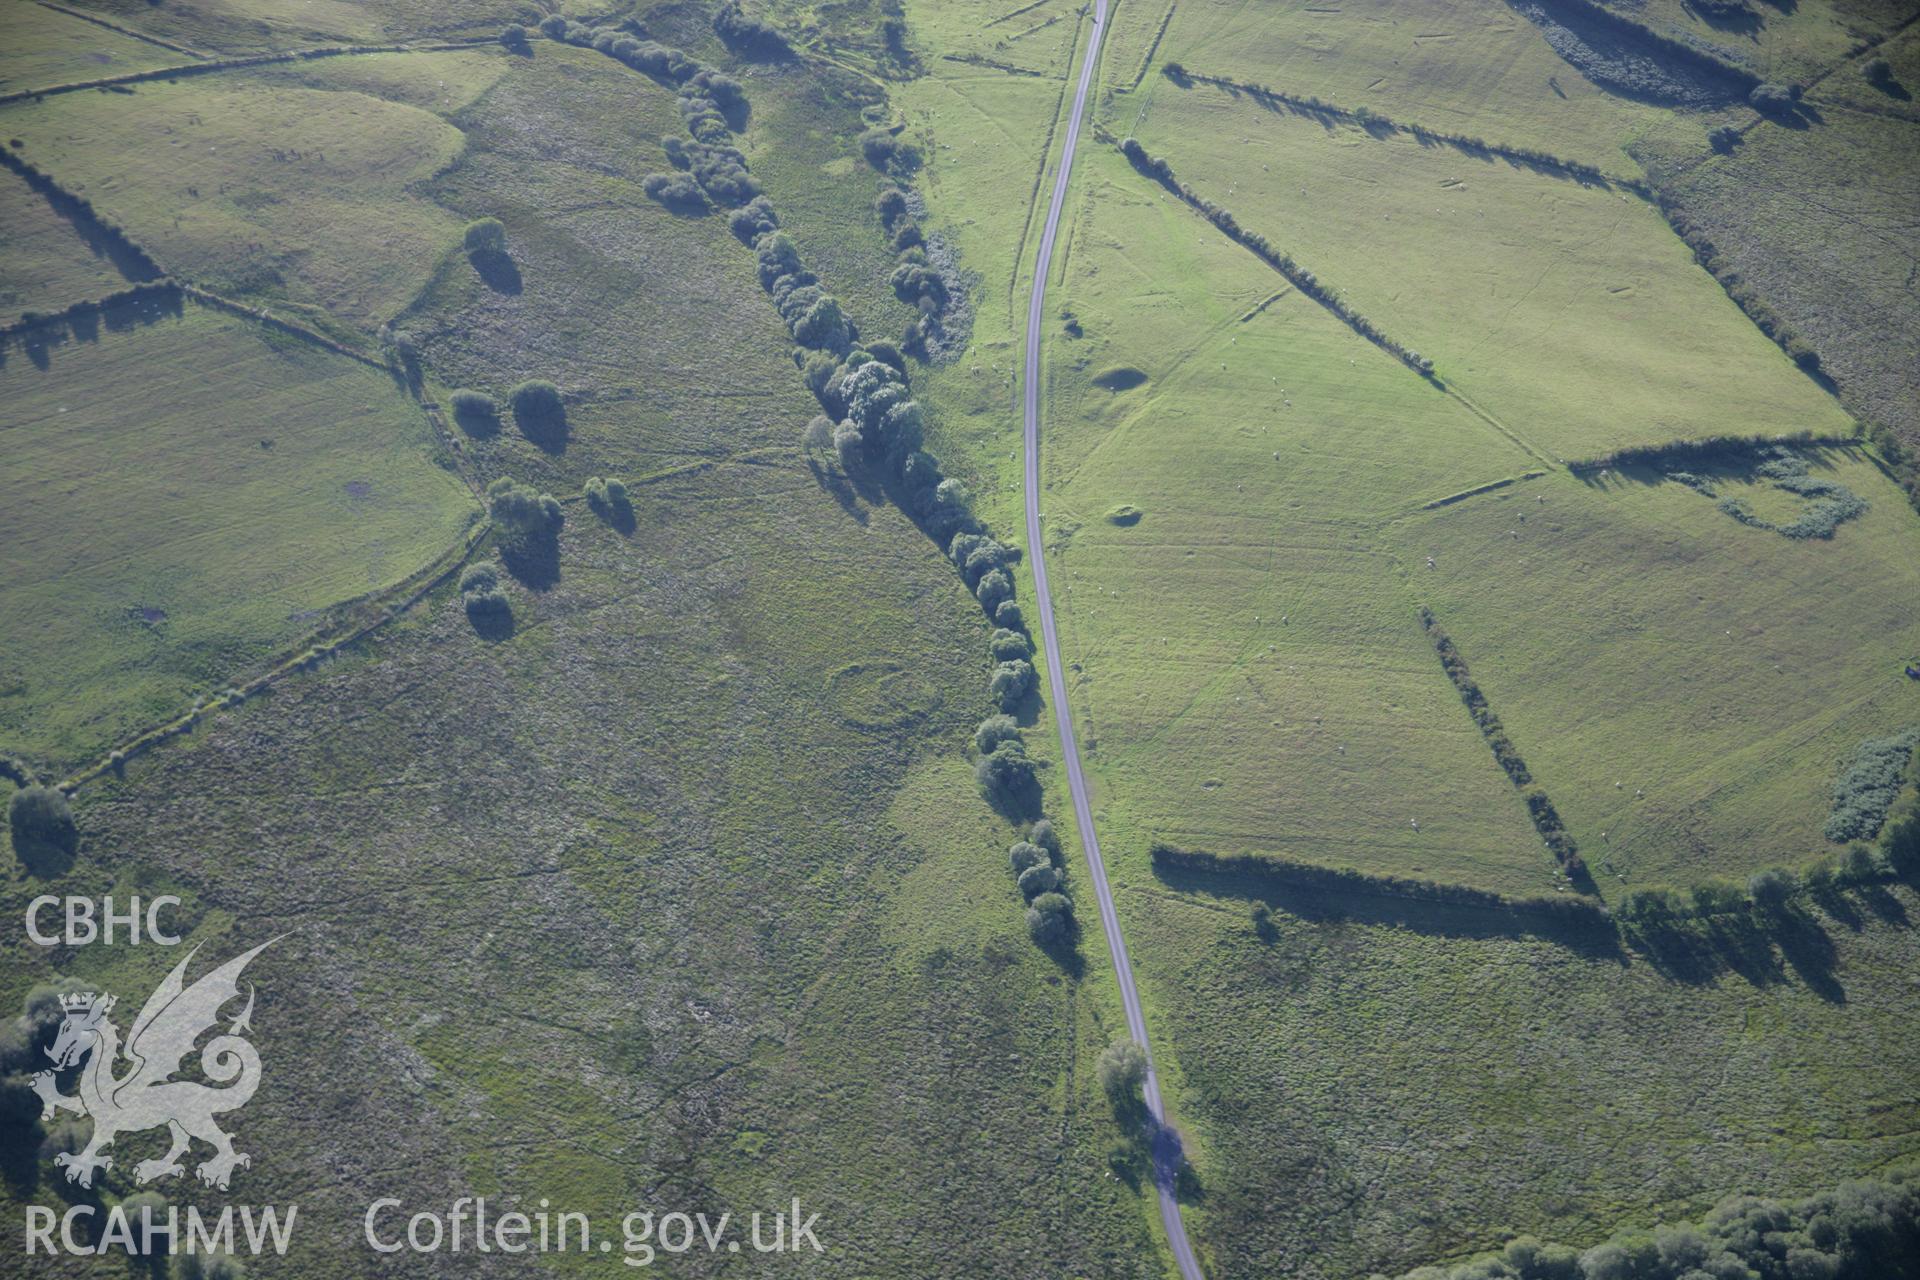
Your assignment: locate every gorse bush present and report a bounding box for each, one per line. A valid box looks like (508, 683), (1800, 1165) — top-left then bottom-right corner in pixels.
(458, 563), (498, 595)
(859, 127), (921, 176)
(584, 476), (634, 525)
(449, 388), (497, 431)
(1824, 728), (1919, 842)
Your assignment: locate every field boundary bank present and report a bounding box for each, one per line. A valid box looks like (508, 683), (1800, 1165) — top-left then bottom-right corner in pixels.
(35, 1), (209, 58)
(1121, 3), (1177, 94)
(1168, 67), (1652, 194)
(58, 517), (489, 794)
(0, 37), (495, 107)
(1422, 470), (1546, 509)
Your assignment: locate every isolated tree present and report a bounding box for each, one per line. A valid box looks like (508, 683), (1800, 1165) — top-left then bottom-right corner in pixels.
(459, 563), (499, 595)
(976, 739), (1037, 808)
(1097, 1039), (1147, 1104)
(499, 23), (530, 51)
(10, 785), (77, 875)
(509, 380), (567, 445)
(463, 218), (508, 257)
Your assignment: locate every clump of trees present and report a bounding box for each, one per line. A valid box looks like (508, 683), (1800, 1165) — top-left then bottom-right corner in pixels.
(713, 2), (792, 59)
(677, 70), (749, 144)
(1382, 1160), (1920, 1280)
(859, 127), (922, 177)
(486, 476), (561, 538)
(458, 562), (510, 630)
(583, 475), (634, 527)
(508, 379), (568, 447)
(730, 195), (779, 243)
(643, 171), (709, 211)
(9, 784), (77, 876)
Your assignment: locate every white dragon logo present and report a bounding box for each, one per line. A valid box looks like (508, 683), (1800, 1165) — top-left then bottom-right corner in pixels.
(32, 940), (275, 1191)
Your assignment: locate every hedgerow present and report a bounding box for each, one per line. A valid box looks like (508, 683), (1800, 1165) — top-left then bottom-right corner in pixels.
(1419, 608), (1590, 886)
(1119, 137), (1437, 379)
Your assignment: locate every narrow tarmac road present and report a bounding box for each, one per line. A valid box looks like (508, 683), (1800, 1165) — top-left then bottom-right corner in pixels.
(1020, 4), (1205, 1276)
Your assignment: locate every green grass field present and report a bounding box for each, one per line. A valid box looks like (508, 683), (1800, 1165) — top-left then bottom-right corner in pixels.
(0, 2), (182, 94)
(1395, 446), (1920, 891)
(0, 301), (474, 770)
(1140, 0), (1696, 172)
(1130, 876), (1920, 1279)
(1637, 82), (1920, 440)
(3, 68), (480, 338)
(1129, 83), (1854, 461)
(0, 164), (138, 323)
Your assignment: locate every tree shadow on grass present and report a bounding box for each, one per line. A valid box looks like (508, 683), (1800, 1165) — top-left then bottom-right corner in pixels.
(468, 249), (521, 295)
(513, 403), (569, 455)
(1151, 860), (1628, 961)
(807, 457), (870, 526)
(464, 597), (515, 641)
(499, 528), (560, 590)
